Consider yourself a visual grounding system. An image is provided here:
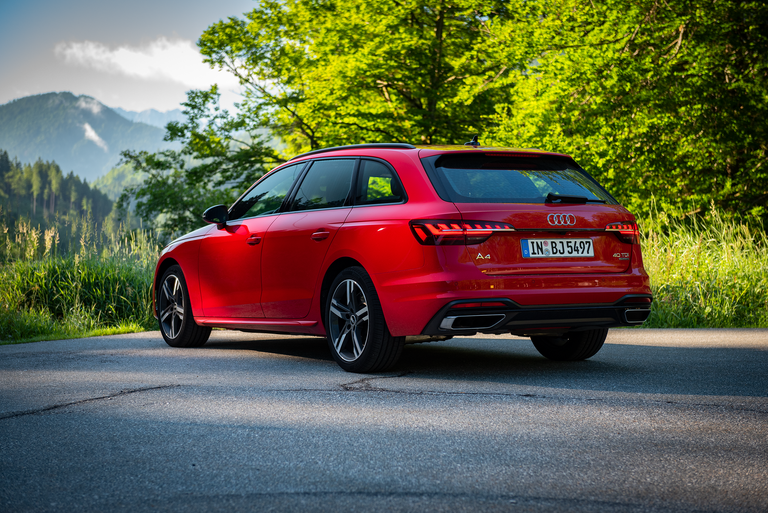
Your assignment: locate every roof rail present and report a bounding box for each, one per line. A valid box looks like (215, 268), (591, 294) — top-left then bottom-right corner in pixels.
(289, 143), (416, 161)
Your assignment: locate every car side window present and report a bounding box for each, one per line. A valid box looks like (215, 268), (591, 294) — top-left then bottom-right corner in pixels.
(288, 159), (355, 211)
(229, 164), (303, 220)
(355, 159), (405, 205)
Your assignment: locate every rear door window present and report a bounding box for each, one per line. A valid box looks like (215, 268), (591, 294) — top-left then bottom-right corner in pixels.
(425, 154), (616, 204)
(288, 159), (355, 211)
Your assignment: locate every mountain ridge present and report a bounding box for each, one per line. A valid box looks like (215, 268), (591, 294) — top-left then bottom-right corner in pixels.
(0, 92), (175, 182)
(111, 107), (184, 128)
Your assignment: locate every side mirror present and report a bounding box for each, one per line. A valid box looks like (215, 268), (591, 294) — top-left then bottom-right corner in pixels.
(202, 205), (229, 226)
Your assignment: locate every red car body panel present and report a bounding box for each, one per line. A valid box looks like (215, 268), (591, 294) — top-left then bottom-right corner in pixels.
(153, 145), (652, 340)
(261, 207), (351, 319)
(198, 216), (277, 318)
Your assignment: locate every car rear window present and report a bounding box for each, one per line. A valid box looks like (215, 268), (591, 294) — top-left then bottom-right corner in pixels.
(425, 154), (616, 204)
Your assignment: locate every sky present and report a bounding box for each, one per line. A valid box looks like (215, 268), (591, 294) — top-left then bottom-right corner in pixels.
(0, 0), (257, 113)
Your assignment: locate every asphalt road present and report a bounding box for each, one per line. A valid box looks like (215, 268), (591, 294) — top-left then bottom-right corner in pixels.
(1, 329), (767, 512)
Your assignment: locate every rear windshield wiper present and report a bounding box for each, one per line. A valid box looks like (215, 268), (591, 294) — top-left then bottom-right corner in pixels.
(546, 193), (606, 204)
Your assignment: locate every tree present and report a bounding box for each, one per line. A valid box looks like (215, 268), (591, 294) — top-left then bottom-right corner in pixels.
(8, 162), (29, 202)
(120, 0), (535, 233)
(121, 0), (768, 230)
(69, 178), (78, 214)
(0, 150), (10, 199)
(487, 0), (768, 218)
(48, 163), (63, 215)
(199, 0), (530, 153)
(30, 161), (45, 216)
(118, 87), (279, 237)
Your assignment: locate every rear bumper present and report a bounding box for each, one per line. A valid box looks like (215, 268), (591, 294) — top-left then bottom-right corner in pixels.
(420, 295), (652, 337)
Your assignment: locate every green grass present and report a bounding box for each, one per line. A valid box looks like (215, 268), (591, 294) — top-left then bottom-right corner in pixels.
(640, 209), (768, 328)
(0, 207), (766, 345)
(0, 214), (160, 344)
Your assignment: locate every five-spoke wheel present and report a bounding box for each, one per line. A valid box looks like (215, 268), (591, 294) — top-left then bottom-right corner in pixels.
(325, 267), (403, 373)
(159, 274), (185, 340)
(157, 265), (211, 348)
(328, 278), (371, 362)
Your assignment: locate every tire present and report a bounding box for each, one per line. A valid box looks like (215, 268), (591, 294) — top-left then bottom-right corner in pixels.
(157, 265), (211, 348)
(531, 328), (608, 361)
(325, 266), (404, 373)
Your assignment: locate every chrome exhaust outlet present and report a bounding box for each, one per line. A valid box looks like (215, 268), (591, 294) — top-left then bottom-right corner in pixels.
(624, 308), (651, 324)
(439, 314), (506, 331)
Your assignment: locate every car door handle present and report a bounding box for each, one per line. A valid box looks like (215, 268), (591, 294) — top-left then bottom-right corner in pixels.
(311, 230), (330, 241)
(246, 234), (262, 245)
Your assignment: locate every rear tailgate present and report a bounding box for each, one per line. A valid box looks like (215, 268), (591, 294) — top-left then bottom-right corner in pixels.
(419, 151), (638, 276)
(455, 203), (634, 275)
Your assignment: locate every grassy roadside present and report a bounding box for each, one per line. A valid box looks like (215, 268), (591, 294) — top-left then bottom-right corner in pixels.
(1, 209), (766, 345)
(0, 214), (160, 345)
(641, 209), (768, 328)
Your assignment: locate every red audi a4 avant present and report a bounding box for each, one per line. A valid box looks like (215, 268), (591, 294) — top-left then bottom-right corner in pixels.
(153, 143), (652, 372)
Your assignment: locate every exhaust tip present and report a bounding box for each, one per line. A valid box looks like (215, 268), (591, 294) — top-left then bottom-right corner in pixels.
(624, 308), (651, 324)
(440, 314), (506, 331)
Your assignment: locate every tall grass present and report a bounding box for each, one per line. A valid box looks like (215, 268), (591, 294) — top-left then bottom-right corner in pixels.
(640, 208), (768, 328)
(1, 205), (766, 344)
(0, 211), (160, 344)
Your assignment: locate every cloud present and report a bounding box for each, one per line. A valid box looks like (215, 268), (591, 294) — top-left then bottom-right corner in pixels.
(83, 123), (108, 152)
(77, 96), (102, 115)
(55, 38), (240, 90)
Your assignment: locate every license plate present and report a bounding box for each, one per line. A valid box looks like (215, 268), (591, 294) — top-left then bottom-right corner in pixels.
(521, 239), (594, 258)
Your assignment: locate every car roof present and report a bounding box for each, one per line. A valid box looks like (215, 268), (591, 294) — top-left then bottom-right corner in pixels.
(288, 143), (571, 161)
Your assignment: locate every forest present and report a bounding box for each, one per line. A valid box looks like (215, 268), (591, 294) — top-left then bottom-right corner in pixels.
(0, 149), (112, 225)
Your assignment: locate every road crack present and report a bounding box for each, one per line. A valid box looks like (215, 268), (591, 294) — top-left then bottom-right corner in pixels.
(0, 384), (180, 421)
(340, 371), (411, 391)
(276, 383), (768, 415)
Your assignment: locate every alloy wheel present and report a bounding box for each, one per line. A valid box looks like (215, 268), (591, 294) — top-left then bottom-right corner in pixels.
(328, 279), (370, 362)
(159, 274), (185, 339)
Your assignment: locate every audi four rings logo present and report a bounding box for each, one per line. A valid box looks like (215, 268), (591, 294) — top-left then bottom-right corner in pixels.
(547, 213), (577, 226)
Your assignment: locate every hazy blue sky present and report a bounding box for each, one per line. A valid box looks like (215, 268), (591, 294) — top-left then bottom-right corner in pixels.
(0, 0), (256, 112)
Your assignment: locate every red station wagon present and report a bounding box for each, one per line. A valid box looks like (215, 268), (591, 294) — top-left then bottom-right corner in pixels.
(153, 142), (652, 372)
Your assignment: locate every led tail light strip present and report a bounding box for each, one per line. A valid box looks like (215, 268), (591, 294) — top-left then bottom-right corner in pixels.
(605, 221), (639, 244)
(410, 220), (515, 246)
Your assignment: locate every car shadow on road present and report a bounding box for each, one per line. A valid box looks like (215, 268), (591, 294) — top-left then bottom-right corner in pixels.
(205, 334), (335, 363)
(201, 332), (768, 398)
(398, 340), (768, 398)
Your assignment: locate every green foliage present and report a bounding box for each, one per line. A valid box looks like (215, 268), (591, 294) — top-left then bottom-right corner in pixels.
(123, 0), (767, 234)
(199, 0), (526, 152)
(0, 215), (160, 343)
(641, 207), (768, 328)
(116, 87), (280, 238)
(0, 256), (155, 337)
(487, 0), (768, 220)
(120, 0), (535, 234)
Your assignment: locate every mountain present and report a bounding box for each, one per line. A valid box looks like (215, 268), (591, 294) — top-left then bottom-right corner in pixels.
(111, 107), (184, 128)
(0, 92), (175, 182)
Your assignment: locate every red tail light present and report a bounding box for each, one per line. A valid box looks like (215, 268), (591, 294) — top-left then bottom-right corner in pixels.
(605, 221), (639, 244)
(410, 220), (515, 246)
